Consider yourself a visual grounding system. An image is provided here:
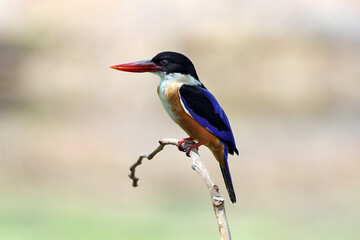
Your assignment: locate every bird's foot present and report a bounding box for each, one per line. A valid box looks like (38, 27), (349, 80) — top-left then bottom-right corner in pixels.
(178, 137), (194, 151)
(185, 142), (204, 157)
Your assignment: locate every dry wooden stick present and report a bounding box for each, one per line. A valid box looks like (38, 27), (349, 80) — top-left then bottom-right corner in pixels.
(128, 138), (178, 187)
(128, 138), (232, 240)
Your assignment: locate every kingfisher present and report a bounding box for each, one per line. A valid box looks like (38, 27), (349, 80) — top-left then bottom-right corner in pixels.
(110, 51), (239, 203)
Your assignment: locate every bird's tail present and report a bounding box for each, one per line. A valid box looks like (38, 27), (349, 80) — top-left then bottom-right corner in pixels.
(220, 146), (236, 203)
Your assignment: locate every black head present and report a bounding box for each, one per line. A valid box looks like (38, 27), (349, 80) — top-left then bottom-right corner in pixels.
(151, 51), (199, 80)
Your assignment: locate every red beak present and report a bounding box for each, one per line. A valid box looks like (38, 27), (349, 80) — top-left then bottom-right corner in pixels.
(110, 59), (160, 73)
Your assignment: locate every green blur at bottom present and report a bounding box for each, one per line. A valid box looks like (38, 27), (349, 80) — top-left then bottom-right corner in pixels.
(0, 191), (358, 240)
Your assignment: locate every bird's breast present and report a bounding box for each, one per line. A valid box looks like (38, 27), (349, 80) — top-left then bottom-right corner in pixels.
(157, 80), (184, 122)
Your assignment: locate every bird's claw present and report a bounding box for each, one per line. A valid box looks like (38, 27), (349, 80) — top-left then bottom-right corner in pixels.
(185, 142), (204, 157)
(178, 138), (204, 156)
(177, 137), (194, 151)
(185, 145), (199, 157)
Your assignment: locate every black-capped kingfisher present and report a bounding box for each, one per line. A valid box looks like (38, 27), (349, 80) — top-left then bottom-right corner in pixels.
(110, 51), (239, 203)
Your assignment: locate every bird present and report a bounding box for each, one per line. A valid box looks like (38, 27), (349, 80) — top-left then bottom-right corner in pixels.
(110, 51), (239, 203)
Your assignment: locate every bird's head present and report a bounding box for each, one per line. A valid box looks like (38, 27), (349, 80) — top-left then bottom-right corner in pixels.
(110, 51), (199, 81)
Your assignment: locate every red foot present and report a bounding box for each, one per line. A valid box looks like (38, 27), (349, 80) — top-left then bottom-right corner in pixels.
(185, 142), (204, 157)
(178, 137), (194, 151)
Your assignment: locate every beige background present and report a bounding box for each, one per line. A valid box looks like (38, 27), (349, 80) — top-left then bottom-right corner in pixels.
(1, 1), (359, 239)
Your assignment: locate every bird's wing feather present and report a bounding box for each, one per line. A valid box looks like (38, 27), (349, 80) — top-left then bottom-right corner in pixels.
(179, 84), (238, 155)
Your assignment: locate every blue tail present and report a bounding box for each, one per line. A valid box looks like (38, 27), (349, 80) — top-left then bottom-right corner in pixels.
(220, 145), (236, 203)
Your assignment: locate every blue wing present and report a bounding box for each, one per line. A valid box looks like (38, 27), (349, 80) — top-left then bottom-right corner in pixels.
(179, 84), (238, 155)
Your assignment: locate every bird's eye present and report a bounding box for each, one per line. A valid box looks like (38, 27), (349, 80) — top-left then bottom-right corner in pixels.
(161, 59), (169, 66)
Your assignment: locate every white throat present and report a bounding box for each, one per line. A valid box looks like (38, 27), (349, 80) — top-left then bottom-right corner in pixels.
(156, 72), (200, 85)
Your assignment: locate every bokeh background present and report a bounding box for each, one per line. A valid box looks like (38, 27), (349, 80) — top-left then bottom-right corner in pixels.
(1, 1), (359, 239)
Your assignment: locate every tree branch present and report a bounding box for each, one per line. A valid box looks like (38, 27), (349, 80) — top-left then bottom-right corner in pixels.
(128, 138), (232, 240)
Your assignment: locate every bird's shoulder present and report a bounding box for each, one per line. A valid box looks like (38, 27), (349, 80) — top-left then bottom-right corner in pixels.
(179, 84), (230, 132)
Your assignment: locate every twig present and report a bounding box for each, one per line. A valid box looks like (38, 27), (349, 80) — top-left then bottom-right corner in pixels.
(129, 138), (232, 240)
(128, 138), (178, 187)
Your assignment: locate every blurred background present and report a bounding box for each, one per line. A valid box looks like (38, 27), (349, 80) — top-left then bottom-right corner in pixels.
(1, 0), (359, 239)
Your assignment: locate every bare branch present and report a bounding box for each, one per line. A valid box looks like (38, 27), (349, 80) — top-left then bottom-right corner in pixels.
(128, 138), (178, 187)
(129, 138), (232, 240)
